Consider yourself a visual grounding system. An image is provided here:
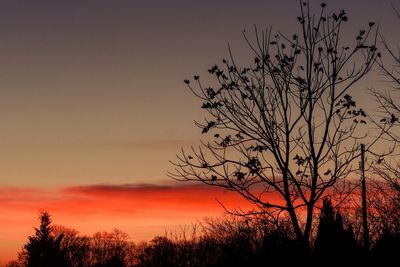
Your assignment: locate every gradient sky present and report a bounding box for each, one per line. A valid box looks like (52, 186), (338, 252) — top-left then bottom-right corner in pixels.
(0, 0), (399, 264)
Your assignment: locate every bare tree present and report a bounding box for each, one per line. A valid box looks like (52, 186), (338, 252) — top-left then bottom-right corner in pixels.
(170, 1), (379, 247)
(52, 225), (91, 267)
(369, 6), (400, 142)
(367, 4), (400, 234)
(369, 179), (400, 236)
(90, 229), (134, 267)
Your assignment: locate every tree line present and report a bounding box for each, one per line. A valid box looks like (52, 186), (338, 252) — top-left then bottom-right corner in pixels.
(6, 194), (400, 267)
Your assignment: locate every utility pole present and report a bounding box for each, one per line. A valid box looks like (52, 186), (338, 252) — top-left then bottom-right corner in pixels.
(360, 144), (369, 251)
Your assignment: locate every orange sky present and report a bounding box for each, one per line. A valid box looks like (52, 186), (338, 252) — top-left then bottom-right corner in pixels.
(0, 183), (258, 264)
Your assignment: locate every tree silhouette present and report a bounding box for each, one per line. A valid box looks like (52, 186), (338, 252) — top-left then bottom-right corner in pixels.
(170, 1), (378, 247)
(10, 208), (400, 266)
(367, 4), (400, 243)
(90, 229), (132, 267)
(139, 236), (176, 267)
(314, 198), (359, 262)
(21, 211), (68, 267)
(369, 4), (400, 142)
(359, 181), (400, 244)
(52, 225), (91, 267)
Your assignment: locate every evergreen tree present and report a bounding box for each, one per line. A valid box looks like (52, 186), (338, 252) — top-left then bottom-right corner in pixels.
(314, 199), (359, 262)
(23, 211), (69, 267)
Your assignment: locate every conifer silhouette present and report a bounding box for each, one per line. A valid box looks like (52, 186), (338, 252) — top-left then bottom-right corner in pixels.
(314, 199), (359, 263)
(22, 211), (68, 267)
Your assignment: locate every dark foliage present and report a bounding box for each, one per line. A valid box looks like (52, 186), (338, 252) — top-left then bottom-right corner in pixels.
(21, 211), (69, 267)
(9, 207), (400, 267)
(314, 199), (360, 263)
(371, 232), (400, 264)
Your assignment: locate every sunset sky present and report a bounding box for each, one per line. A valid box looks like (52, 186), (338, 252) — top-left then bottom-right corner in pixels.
(0, 0), (399, 265)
